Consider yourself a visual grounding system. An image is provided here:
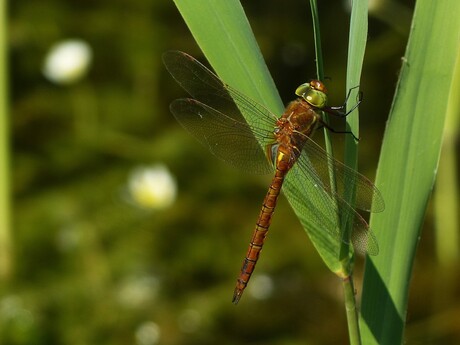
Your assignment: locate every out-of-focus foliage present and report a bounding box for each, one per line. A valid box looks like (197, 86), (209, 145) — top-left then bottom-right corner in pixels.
(4, 0), (458, 344)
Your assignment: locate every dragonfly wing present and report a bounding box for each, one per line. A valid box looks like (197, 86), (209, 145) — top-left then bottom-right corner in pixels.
(284, 160), (379, 256)
(298, 137), (385, 213)
(284, 137), (382, 255)
(283, 165), (343, 255)
(163, 51), (277, 134)
(170, 98), (274, 174)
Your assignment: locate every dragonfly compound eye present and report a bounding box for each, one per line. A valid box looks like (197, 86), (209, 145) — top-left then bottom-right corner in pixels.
(295, 83), (327, 109)
(295, 83), (310, 98)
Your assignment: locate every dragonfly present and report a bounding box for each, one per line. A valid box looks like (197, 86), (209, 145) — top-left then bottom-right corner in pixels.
(162, 51), (384, 304)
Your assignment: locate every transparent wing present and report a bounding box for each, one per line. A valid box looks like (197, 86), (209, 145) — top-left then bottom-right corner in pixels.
(283, 136), (384, 255)
(298, 137), (385, 213)
(284, 167), (379, 256)
(170, 98), (274, 174)
(163, 50), (278, 134)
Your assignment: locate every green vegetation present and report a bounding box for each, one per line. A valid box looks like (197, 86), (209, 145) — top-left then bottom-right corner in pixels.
(2, 0), (459, 344)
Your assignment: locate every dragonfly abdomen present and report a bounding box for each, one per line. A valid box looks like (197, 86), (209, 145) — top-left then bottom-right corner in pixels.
(232, 166), (288, 304)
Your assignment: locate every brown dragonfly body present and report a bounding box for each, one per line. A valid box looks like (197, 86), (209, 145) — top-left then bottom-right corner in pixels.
(233, 98), (321, 303)
(163, 51), (383, 305)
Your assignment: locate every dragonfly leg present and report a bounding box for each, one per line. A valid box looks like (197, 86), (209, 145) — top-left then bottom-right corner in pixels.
(324, 86), (363, 117)
(318, 121), (360, 141)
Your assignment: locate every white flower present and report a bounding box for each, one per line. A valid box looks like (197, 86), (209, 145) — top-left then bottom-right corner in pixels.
(135, 321), (161, 345)
(42, 39), (92, 84)
(0, 295), (34, 326)
(247, 274), (274, 301)
(177, 309), (202, 333)
(56, 225), (83, 252)
(116, 275), (160, 308)
(128, 165), (177, 210)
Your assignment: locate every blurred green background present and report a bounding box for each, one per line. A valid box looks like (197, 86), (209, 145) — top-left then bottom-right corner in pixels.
(4, 0), (459, 344)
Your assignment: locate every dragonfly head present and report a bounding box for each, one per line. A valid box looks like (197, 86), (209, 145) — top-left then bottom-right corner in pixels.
(295, 80), (328, 109)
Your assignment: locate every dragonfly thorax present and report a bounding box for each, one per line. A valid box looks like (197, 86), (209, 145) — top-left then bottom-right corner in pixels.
(268, 99), (322, 171)
(278, 99), (320, 142)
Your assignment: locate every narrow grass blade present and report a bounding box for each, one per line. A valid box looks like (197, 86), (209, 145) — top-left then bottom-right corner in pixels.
(171, 0), (283, 118)
(0, 0), (12, 280)
(341, 0), (369, 263)
(338, 2), (369, 344)
(434, 51), (460, 266)
(360, 1), (460, 344)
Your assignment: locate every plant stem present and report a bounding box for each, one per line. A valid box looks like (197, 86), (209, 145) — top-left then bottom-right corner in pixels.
(309, 0), (334, 162)
(309, 0), (340, 238)
(309, 0), (324, 82)
(310, 3), (362, 344)
(0, 0), (12, 280)
(343, 275), (362, 345)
